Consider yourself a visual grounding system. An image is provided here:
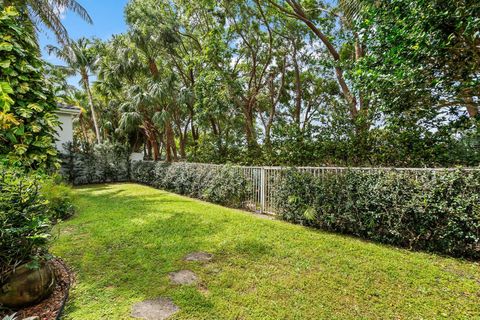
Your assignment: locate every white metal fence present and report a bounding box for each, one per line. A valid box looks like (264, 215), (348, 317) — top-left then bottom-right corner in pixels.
(193, 164), (480, 214)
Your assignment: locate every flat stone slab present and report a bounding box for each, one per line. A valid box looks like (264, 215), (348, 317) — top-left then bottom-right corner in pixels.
(184, 252), (214, 262)
(169, 270), (198, 285)
(131, 297), (179, 320)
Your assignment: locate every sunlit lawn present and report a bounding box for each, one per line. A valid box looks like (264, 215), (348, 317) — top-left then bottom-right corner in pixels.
(52, 183), (480, 319)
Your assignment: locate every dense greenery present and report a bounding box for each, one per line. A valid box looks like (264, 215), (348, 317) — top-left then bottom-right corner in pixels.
(131, 161), (248, 208)
(0, 167), (50, 282)
(0, 165), (75, 283)
(40, 174), (76, 222)
(0, 6), (59, 170)
(0, 4), (78, 288)
(2, 0), (92, 44)
(46, 0), (479, 167)
(276, 169), (480, 259)
(61, 142), (130, 185)
(52, 184), (480, 319)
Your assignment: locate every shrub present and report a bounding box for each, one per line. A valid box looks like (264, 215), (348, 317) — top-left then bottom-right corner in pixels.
(61, 142), (130, 185)
(130, 160), (156, 185)
(275, 169), (480, 259)
(0, 167), (52, 282)
(130, 161), (248, 208)
(40, 175), (75, 221)
(203, 165), (248, 208)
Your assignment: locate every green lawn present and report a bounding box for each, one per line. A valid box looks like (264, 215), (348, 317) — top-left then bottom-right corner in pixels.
(52, 183), (480, 319)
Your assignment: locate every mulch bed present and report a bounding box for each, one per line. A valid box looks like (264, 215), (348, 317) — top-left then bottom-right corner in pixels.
(1, 258), (74, 320)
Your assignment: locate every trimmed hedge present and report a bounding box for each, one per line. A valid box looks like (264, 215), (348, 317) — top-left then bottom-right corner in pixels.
(61, 142), (130, 185)
(61, 151), (480, 259)
(275, 169), (480, 259)
(131, 161), (248, 208)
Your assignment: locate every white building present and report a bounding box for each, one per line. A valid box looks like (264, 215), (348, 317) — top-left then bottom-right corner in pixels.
(55, 104), (80, 151)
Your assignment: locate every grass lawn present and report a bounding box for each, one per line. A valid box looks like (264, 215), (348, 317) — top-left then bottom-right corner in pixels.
(52, 183), (480, 319)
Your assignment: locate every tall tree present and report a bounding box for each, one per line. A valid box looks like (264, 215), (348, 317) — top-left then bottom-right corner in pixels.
(3, 0), (92, 43)
(47, 38), (102, 143)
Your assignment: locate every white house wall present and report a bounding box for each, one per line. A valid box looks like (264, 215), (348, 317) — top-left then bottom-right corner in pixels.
(55, 113), (74, 151)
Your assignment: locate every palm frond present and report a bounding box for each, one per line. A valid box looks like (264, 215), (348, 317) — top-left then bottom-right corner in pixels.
(338, 0), (364, 23)
(53, 0), (93, 24)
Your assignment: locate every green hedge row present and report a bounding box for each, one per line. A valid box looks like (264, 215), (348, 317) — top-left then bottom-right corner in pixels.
(61, 151), (480, 259)
(275, 169), (480, 259)
(131, 161), (248, 208)
(61, 142), (130, 185)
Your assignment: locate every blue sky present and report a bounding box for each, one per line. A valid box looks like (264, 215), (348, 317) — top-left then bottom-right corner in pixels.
(39, 0), (129, 84)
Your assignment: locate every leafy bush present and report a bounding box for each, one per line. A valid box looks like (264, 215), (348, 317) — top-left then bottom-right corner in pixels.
(61, 142), (130, 185)
(0, 6), (60, 170)
(130, 159), (156, 185)
(276, 169), (480, 259)
(203, 165), (248, 207)
(0, 167), (52, 282)
(131, 161), (248, 208)
(40, 175), (75, 221)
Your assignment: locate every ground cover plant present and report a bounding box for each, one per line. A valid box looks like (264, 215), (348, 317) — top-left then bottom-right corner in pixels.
(52, 183), (480, 319)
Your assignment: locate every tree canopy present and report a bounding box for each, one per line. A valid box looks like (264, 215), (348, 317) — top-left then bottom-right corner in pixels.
(47, 0), (480, 167)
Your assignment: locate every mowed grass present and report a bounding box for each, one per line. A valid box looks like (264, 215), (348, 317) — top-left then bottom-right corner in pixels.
(52, 183), (480, 319)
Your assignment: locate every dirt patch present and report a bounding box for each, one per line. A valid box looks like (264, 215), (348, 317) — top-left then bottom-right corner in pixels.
(169, 270), (198, 285)
(184, 252), (214, 262)
(0, 258), (74, 320)
(131, 298), (179, 320)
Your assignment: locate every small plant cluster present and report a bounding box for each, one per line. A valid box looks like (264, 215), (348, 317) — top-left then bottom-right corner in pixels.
(0, 166), (75, 283)
(275, 169), (480, 259)
(131, 161), (248, 208)
(61, 142), (130, 185)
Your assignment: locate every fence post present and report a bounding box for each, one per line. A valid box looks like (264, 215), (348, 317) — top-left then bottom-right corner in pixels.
(260, 167), (266, 213)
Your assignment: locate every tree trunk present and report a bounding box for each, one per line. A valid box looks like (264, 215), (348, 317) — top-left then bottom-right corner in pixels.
(82, 71), (101, 144)
(277, 0), (359, 118)
(244, 102), (257, 148)
(464, 91), (479, 118)
(165, 121), (176, 162)
(151, 138), (160, 161)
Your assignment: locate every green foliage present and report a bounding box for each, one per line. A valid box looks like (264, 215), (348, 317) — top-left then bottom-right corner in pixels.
(352, 0), (480, 166)
(0, 166), (52, 282)
(0, 6), (60, 170)
(131, 161), (248, 208)
(40, 175), (76, 221)
(276, 169), (480, 259)
(60, 142), (130, 185)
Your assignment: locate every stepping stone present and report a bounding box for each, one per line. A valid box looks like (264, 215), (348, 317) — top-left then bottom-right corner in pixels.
(184, 252), (214, 262)
(169, 270), (198, 285)
(131, 297), (179, 320)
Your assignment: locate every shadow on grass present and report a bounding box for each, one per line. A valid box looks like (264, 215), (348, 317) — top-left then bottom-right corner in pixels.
(55, 183), (480, 319)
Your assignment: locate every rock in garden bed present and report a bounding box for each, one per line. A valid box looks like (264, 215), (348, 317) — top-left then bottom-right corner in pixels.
(0, 258), (74, 320)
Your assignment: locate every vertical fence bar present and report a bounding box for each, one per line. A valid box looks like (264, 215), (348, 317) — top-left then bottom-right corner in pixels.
(260, 167), (265, 213)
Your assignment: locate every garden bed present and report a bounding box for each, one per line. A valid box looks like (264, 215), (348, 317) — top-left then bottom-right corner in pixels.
(1, 259), (73, 320)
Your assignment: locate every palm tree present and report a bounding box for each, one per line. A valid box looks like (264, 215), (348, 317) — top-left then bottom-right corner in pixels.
(47, 38), (102, 143)
(4, 0), (92, 44)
